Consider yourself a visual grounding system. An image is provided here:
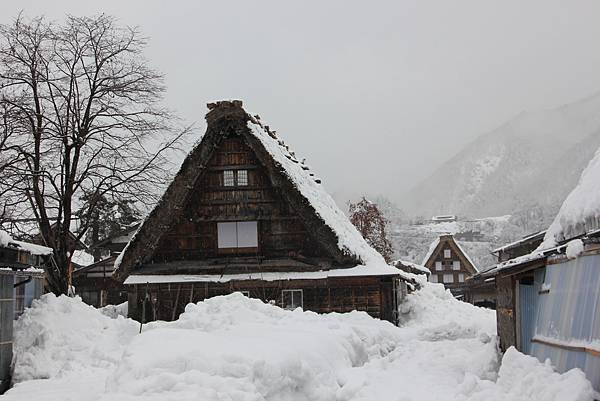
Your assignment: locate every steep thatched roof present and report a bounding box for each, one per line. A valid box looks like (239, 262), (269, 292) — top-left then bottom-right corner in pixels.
(421, 234), (478, 274)
(113, 100), (391, 282)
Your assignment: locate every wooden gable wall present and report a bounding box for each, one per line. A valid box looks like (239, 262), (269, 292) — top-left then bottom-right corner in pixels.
(150, 134), (328, 265)
(425, 236), (477, 284)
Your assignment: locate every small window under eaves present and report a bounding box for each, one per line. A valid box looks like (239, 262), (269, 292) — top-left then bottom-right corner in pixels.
(237, 169), (248, 186)
(223, 170), (235, 186)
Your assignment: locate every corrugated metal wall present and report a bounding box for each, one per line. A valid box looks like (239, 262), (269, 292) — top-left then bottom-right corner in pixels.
(0, 274), (14, 393)
(530, 254), (600, 393)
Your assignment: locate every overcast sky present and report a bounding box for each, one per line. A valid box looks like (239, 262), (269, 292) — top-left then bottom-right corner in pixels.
(3, 1), (600, 206)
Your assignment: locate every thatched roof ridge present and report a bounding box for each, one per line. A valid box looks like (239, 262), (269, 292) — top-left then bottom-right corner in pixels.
(113, 100), (389, 282)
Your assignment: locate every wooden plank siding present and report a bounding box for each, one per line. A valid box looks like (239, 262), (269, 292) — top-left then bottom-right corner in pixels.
(496, 274), (516, 351)
(150, 137), (328, 265)
(128, 276), (396, 324)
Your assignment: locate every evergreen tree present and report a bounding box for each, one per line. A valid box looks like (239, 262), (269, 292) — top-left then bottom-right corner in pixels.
(77, 193), (141, 261)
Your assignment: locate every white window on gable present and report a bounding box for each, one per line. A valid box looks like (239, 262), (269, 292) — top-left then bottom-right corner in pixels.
(443, 274), (454, 283)
(435, 261), (442, 271)
(282, 289), (303, 310)
(217, 222), (237, 248)
(237, 169), (248, 186)
(429, 274), (438, 283)
(458, 273), (465, 283)
(217, 221), (258, 249)
(223, 170), (235, 186)
(453, 261), (461, 270)
(443, 249), (451, 258)
(236, 221), (258, 247)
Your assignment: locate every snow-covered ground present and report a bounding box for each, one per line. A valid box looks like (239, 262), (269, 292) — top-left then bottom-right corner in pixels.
(2, 281), (594, 401)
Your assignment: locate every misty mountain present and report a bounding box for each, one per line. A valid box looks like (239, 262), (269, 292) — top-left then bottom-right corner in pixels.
(404, 92), (600, 226)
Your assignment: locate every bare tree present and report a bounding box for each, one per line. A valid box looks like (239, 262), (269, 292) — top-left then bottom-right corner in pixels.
(0, 14), (191, 294)
(349, 197), (394, 263)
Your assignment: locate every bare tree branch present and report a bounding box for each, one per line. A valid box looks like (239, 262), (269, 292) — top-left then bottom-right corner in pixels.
(0, 14), (193, 294)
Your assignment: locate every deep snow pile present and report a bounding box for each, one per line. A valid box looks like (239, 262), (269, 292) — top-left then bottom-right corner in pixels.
(4, 284), (594, 401)
(11, 295), (138, 382)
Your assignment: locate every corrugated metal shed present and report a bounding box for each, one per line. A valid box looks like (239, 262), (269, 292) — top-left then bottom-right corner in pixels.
(530, 253), (600, 394)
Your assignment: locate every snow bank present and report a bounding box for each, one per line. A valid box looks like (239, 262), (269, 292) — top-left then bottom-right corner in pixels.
(100, 301), (129, 319)
(12, 294), (138, 382)
(5, 286), (595, 401)
(105, 293), (401, 400)
(398, 278), (497, 340)
(469, 347), (595, 401)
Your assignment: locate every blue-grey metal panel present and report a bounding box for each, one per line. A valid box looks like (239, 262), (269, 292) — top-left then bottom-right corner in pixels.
(519, 281), (537, 354)
(530, 254), (600, 394)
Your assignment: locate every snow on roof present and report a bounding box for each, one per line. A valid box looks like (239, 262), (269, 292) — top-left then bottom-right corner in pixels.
(421, 237), (440, 265)
(71, 250), (94, 267)
(393, 259), (430, 275)
(421, 235), (478, 272)
(0, 230), (53, 256)
(124, 264), (402, 285)
(491, 230), (546, 253)
(0, 266), (45, 277)
(538, 146), (600, 250)
(483, 248), (551, 277)
(247, 118), (387, 268)
(455, 240), (479, 272)
(431, 215), (456, 221)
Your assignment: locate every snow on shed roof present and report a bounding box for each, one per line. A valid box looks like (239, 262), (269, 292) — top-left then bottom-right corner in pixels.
(0, 230), (53, 256)
(392, 259), (430, 275)
(538, 146), (600, 250)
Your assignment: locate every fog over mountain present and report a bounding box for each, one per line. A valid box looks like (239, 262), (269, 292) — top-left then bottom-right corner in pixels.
(403, 92), (600, 226)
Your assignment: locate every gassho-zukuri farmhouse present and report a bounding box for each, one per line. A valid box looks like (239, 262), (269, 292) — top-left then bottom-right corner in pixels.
(113, 100), (412, 323)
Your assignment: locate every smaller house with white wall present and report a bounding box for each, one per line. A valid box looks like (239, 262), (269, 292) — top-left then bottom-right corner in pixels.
(421, 234), (478, 296)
